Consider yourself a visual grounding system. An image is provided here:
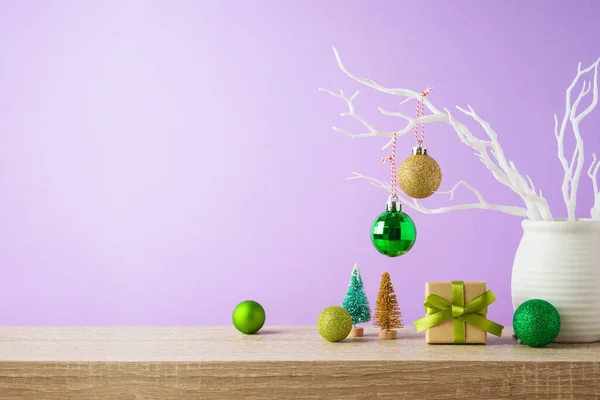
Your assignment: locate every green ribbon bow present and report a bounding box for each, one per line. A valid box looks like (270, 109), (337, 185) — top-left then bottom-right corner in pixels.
(413, 281), (504, 343)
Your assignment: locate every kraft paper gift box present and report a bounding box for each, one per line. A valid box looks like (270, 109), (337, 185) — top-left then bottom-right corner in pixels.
(414, 281), (504, 344)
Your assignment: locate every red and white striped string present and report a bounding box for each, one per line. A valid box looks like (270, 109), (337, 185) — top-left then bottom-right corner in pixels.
(380, 131), (398, 200)
(414, 87), (433, 146)
(380, 89), (433, 201)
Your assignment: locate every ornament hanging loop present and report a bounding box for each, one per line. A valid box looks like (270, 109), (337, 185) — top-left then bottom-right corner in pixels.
(412, 145), (428, 156)
(387, 193), (400, 212)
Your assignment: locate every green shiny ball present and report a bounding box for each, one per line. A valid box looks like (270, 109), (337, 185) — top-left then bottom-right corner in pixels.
(232, 300), (266, 334)
(317, 306), (353, 342)
(370, 202), (416, 257)
(513, 299), (561, 347)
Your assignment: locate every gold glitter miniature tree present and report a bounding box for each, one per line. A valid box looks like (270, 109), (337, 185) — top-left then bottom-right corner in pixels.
(374, 272), (402, 340)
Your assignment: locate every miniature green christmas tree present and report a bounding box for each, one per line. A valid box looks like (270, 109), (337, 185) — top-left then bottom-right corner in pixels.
(342, 263), (371, 337)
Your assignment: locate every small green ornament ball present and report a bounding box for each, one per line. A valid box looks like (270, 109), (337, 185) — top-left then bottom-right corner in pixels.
(513, 299), (561, 347)
(232, 300), (266, 334)
(317, 306), (353, 342)
(370, 202), (416, 257)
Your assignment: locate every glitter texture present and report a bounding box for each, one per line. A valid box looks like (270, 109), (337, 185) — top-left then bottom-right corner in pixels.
(513, 299), (561, 347)
(374, 272), (402, 331)
(317, 306), (352, 342)
(398, 153), (442, 199)
(342, 264), (371, 326)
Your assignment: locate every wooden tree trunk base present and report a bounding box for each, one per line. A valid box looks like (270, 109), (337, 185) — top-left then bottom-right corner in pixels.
(379, 330), (397, 340)
(349, 327), (364, 337)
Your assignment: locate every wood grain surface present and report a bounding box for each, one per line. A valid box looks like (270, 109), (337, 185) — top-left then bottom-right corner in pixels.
(0, 326), (599, 399)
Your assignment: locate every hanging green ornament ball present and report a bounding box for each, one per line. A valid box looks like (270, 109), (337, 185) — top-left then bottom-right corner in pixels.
(513, 299), (561, 347)
(370, 200), (416, 257)
(232, 300), (266, 334)
(317, 306), (353, 342)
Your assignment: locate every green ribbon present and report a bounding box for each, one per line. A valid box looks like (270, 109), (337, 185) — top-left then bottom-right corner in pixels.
(414, 281), (504, 343)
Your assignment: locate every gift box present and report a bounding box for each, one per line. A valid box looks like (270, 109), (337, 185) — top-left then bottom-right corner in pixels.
(414, 281), (503, 344)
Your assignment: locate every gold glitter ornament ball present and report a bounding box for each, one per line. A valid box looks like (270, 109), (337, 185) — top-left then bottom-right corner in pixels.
(398, 147), (442, 199)
(317, 306), (352, 342)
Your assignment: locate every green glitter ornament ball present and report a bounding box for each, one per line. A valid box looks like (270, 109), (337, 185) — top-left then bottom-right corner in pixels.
(513, 299), (561, 347)
(232, 300), (266, 334)
(317, 306), (353, 342)
(370, 201), (416, 257)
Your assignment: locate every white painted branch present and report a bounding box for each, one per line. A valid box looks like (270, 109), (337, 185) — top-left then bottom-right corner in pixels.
(318, 88), (395, 141)
(324, 48), (553, 220)
(348, 174), (527, 217)
(346, 172), (393, 194)
(587, 153), (600, 220)
(415, 180), (527, 216)
(378, 108), (448, 123)
(555, 58), (600, 220)
(447, 107), (550, 220)
(439, 180), (485, 202)
(332, 47), (443, 115)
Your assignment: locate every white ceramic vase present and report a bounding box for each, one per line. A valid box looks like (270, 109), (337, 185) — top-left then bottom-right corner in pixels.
(511, 219), (600, 343)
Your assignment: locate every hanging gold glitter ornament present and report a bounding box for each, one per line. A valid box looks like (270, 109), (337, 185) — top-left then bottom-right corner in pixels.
(398, 145), (442, 199)
(397, 88), (442, 199)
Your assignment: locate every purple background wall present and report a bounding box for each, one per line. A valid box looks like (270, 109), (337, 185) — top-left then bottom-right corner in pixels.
(1, 1), (599, 326)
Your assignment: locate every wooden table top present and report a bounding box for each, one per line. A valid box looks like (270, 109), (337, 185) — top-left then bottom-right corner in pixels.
(1, 326), (599, 399)
(1, 325), (599, 362)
